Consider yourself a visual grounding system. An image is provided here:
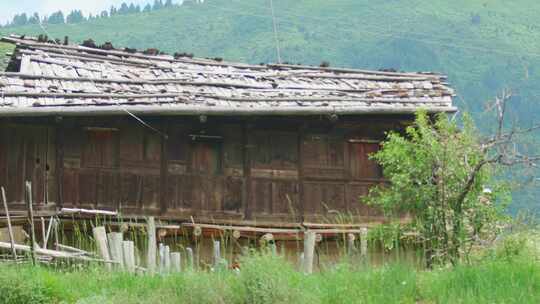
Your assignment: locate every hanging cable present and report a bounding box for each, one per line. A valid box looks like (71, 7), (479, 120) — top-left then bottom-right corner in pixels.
(269, 0), (282, 64)
(37, 20), (168, 139)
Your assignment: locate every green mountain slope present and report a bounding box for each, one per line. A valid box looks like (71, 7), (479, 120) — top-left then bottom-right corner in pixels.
(1, 0), (539, 212)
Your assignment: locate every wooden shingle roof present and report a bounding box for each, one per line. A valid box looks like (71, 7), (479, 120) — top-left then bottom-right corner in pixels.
(0, 35), (456, 117)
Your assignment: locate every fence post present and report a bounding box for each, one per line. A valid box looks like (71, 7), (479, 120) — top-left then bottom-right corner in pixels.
(108, 232), (124, 269)
(213, 240), (221, 269)
(146, 216), (157, 275)
(170, 252), (181, 273)
(123, 240), (136, 273)
(93, 226), (111, 270)
(186, 247), (194, 270)
(302, 231), (316, 274)
(360, 228), (368, 260)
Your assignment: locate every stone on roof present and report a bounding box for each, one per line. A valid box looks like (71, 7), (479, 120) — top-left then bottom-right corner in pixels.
(0, 35), (455, 117)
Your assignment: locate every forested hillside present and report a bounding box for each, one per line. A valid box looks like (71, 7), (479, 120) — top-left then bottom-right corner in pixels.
(1, 0), (539, 213)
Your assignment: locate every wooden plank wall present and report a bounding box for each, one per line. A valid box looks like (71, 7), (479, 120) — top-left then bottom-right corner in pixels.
(0, 116), (408, 223)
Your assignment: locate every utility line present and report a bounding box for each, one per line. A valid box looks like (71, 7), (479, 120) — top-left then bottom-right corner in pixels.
(269, 0), (282, 64)
(203, 2), (540, 60)
(37, 20), (168, 139)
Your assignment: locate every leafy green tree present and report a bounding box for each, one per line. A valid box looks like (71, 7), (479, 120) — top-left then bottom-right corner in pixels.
(100, 10), (109, 18)
(367, 110), (512, 267)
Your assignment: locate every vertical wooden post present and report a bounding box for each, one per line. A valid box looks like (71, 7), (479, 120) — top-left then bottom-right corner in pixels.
(146, 216), (157, 274)
(44, 216), (54, 249)
(170, 252), (181, 273)
(92, 226), (111, 270)
(242, 122), (253, 220)
(297, 124), (306, 221)
(25, 181), (37, 266)
(164, 245), (171, 274)
(123, 240), (136, 273)
(53, 218), (59, 251)
(360, 228), (368, 259)
(1, 187), (17, 260)
(159, 243), (165, 273)
(40, 217), (46, 248)
(108, 232), (124, 269)
(347, 233), (356, 256)
(302, 231), (316, 274)
(186, 247), (194, 270)
(212, 240), (221, 269)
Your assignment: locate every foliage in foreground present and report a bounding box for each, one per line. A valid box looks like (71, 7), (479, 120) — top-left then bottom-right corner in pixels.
(366, 111), (509, 267)
(0, 237), (539, 304)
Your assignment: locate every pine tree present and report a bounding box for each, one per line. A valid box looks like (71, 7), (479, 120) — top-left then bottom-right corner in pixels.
(153, 0), (164, 10)
(119, 3), (129, 14)
(48, 11), (65, 24)
(100, 10), (109, 18)
(143, 4), (152, 12)
(28, 13), (40, 24)
(66, 10), (85, 23)
(110, 5), (118, 16)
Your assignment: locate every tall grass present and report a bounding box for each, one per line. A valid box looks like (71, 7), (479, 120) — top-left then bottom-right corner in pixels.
(0, 247), (538, 304)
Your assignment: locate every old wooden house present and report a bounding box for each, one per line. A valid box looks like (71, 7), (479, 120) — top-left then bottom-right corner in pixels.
(0, 35), (455, 229)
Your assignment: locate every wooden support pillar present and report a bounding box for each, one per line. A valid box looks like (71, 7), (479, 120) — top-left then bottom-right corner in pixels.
(302, 231), (316, 274)
(55, 118), (64, 208)
(92, 226), (111, 270)
(146, 216), (157, 274)
(242, 122), (252, 220)
(159, 126), (168, 214)
(297, 124), (306, 221)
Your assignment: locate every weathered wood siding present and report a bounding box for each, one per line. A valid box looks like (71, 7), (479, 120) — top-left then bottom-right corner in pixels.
(0, 116), (407, 223)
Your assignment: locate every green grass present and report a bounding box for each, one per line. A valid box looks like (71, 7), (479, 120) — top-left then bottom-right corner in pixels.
(0, 251), (538, 304)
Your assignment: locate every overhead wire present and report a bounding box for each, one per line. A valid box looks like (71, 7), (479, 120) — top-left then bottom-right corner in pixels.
(37, 20), (168, 139)
(203, 2), (540, 59)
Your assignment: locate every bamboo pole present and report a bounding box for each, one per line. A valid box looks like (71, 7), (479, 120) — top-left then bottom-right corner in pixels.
(1, 187), (17, 260)
(25, 181), (37, 266)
